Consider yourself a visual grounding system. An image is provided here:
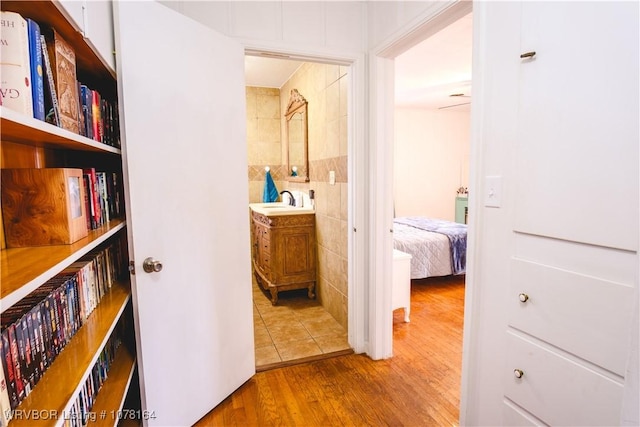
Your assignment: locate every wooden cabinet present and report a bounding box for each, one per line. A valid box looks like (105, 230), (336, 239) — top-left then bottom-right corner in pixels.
(0, 1), (137, 425)
(251, 210), (317, 305)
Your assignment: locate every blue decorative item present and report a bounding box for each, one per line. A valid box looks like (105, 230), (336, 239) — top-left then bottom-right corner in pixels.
(291, 166), (298, 177)
(263, 167), (279, 202)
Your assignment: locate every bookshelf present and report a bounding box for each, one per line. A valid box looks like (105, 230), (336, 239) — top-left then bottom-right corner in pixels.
(0, 1), (137, 425)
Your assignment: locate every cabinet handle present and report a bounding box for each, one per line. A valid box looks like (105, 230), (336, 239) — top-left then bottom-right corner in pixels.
(520, 51), (536, 59)
(514, 369), (524, 379)
(518, 293), (529, 303)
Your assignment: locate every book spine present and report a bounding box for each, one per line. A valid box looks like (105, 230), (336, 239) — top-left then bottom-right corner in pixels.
(91, 90), (102, 142)
(39, 33), (60, 126)
(0, 12), (34, 116)
(26, 19), (45, 121)
(6, 326), (24, 405)
(1, 329), (17, 410)
(80, 85), (93, 139)
(83, 168), (101, 228)
(0, 358), (11, 427)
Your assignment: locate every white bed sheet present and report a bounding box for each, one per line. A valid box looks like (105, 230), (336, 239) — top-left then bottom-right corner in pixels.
(393, 222), (453, 279)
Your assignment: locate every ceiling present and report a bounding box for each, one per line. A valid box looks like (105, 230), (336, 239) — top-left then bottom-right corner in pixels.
(244, 12), (472, 111)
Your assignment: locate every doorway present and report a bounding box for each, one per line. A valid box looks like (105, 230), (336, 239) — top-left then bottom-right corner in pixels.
(389, 6), (472, 413)
(244, 55), (352, 369)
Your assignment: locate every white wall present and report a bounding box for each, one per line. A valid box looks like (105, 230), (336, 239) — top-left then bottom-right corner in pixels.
(394, 107), (469, 220)
(160, 1), (366, 55)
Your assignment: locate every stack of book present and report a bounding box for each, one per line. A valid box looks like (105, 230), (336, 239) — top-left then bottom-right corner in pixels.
(0, 235), (128, 413)
(66, 332), (123, 427)
(0, 10), (120, 148)
(83, 168), (125, 231)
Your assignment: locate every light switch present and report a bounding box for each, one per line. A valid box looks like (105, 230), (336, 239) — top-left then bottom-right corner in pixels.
(484, 175), (502, 207)
(329, 170), (336, 185)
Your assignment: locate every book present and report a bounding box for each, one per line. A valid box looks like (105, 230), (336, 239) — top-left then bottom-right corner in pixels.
(44, 29), (80, 134)
(0, 11), (33, 116)
(80, 85), (94, 139)
(91, 89), (102, 142)
(1, 329), (17, 409)
(40, 33), (60, 126)
(0, 359), (11, 427)
(26, 19), (45, 121)
(83, 168), (101, 228)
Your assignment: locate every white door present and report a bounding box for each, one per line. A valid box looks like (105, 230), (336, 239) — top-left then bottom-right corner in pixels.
(114, 2), (255, 426)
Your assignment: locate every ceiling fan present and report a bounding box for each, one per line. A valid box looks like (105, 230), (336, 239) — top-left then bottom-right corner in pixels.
(438, 93), (471, 110)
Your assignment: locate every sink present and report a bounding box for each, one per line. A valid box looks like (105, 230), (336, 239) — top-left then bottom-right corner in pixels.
(249, 202), (315, 216)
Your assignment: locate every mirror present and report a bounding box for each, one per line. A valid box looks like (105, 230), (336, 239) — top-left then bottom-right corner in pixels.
(285, 89), (309, 182)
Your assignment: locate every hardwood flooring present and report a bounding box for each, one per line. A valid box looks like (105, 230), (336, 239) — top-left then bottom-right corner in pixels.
(195, 274), (465, 426)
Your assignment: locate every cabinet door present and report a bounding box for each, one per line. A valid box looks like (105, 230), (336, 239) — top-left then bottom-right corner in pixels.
(114, 2), (254, 426)
(84, 0), (115, 72)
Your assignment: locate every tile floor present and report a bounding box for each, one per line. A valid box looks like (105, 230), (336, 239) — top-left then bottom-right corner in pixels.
(253, 279), (351, 370)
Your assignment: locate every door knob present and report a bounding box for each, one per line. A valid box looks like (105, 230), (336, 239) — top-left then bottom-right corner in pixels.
(143, 257), (163, 273)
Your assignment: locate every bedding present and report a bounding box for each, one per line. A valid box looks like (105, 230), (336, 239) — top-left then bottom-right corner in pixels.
(393, 216), (467, 279)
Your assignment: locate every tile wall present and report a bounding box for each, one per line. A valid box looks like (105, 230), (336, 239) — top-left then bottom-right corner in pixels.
(246, 62), (349, 330)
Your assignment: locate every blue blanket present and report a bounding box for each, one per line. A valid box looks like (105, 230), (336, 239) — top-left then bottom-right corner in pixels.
(394, 217), (467, 275)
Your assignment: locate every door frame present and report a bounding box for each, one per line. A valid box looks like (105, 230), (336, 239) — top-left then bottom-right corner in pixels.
(243, 45), (369, 354)
(368, 0), (474, 360)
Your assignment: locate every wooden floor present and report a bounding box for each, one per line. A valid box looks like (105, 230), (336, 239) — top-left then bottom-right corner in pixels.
(195, 275), (465, 426)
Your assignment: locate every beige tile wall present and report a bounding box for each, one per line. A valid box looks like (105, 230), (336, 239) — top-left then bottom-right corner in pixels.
(246, 87), (286, 202)
(245, 63), (349, 330)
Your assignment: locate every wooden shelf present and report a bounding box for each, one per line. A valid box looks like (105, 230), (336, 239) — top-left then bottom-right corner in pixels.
(87, 347), (137, 427)
(10, 282), (131, 427)
(0, 219), (126, 310)
(0, 107), (121, 155)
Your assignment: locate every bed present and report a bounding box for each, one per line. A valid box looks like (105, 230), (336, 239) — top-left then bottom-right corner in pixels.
(393, 216), (467, 279)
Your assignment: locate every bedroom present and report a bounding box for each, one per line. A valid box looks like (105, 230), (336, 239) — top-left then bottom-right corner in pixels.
(392, 12), (472, 284)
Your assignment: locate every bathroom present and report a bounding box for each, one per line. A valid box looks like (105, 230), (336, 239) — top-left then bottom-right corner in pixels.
(245, 58), (350, 367)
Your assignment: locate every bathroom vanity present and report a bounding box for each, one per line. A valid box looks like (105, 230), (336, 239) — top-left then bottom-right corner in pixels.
(249, 203), (317, 305)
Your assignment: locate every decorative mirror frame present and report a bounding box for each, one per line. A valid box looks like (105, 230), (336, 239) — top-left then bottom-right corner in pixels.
(284, 89), (309, 182)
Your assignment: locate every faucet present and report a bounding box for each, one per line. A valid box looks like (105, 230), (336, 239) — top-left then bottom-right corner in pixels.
(280, 190), (295, 206)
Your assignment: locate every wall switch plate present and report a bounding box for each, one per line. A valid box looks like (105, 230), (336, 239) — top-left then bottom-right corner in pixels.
(484, 175), (502, 207)
(329, 170), (336, 185)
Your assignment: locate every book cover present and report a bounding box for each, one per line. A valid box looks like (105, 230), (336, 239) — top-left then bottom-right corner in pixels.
(44, 29), (79, 134)
(40, 33), (60, 126)
(0, 11), (33, 116)
(26, 19), (45, 121)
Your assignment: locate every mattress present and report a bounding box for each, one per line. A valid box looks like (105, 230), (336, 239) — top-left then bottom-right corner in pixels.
(393, 222), (453, 279)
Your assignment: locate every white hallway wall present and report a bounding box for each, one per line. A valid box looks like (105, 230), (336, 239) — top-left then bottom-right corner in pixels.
(394, 108), (470, 220)
(160, 1), (366, 55)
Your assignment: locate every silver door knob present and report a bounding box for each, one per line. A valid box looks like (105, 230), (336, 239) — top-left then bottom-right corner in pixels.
(518, 293), (529, 303)
(514, 369), (524, 379)
(143, 257), (163, 273)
